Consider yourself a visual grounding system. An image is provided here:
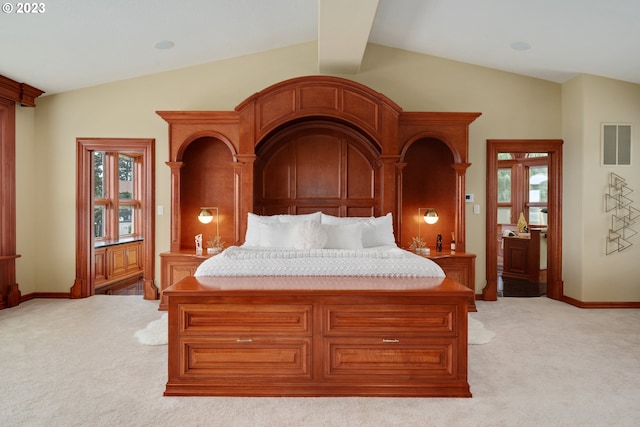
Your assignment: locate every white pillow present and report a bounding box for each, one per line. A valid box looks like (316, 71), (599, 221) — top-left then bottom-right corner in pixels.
(320, 212), (396, 247)
(244, 212), (322, 246)
(293, 221), (328, 250)
(257, 222), (298, 248)
(322, 223), (364, 249)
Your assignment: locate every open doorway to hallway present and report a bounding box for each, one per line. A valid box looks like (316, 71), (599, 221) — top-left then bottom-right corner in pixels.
(484, 139), (563, 301)
(496, 152), (549, 296)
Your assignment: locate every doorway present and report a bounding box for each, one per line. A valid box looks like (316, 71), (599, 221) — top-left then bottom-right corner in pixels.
(71, 138), (157, 300)
(483, 139), (563, 301)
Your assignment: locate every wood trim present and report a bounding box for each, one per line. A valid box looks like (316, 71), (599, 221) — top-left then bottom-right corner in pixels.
(0, 74), (44, 107)
(20, 292), (71, 302)
(72, 138), (157, 300)
(484, 139), (563, 301)
(0, 98), (20, 309)
(561, 295), (640, 309)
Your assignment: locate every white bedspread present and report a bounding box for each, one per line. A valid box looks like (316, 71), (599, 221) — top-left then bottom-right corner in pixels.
(194, 245), (445, 278)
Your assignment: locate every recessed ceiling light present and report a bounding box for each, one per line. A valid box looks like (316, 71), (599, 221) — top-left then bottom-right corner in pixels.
(154, 40), (174, 50)
(510, 41), (531, 51)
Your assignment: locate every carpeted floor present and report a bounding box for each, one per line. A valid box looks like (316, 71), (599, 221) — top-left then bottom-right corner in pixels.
(133, 312), (496, 346)
(1, 296), (639, 426)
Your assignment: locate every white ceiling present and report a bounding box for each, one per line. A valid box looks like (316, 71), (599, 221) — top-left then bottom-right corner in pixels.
(2, 0), (640, 96)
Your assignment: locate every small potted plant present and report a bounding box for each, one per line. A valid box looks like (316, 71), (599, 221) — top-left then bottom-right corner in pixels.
(206, 235), (225, 254)
(409, 236), (430, 255)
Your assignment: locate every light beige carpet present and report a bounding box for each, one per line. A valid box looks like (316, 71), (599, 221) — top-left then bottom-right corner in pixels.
(134, 313), (496, 346)
(1, 296), (639, 426)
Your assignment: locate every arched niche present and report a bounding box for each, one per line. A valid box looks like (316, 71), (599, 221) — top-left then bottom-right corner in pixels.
(400, 137), (458, 250)
(254, 120), (380, 217)
(179, 136), (237, 249)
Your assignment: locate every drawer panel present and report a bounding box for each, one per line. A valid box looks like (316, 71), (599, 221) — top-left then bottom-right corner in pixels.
(179, 304), (312, 335)
(181, 337), (312, 379)
(324, 337), (456, 380)
(324, 304), (455, 336)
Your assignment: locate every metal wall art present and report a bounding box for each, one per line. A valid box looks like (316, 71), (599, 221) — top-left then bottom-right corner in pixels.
(606, 172), (639, 254)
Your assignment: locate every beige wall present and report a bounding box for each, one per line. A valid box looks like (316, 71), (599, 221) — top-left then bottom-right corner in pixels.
(16, 41), (636, 302)
(15, 105), (37, 295)
(562, 75), (640, 301)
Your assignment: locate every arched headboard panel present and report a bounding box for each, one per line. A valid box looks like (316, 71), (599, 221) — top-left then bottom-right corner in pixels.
(236, 76), (402, 151)
(255, 120), (380, 217)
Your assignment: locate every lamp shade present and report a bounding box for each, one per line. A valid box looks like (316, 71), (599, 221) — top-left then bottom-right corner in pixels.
(423, 208), (439, 224)
(198, 208), (214, 224)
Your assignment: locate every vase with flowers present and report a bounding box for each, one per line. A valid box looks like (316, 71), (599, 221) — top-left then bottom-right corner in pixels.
(409, 236), (430, 255)
(206, 235), (225, 254)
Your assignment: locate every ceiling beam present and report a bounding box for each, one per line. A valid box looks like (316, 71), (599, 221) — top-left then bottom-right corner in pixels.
(318, 0), (380, 74)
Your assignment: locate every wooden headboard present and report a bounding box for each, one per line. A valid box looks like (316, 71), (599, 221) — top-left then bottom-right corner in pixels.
(158, 76), (480, 252)
(254, 120), (379, 217)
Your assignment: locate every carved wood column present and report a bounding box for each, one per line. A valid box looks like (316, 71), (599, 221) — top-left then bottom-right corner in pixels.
(0, 76), (43, 308)
(394, 162), (408, 245)
(166, 162), (184, 252)
(234, 154), (255, 245)
(378, 154), (401, 218)
(452, 163), (471, 253)
(0, 98), (18, 308)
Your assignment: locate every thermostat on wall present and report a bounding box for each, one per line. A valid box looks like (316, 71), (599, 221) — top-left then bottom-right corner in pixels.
(465, 193), (474, 203)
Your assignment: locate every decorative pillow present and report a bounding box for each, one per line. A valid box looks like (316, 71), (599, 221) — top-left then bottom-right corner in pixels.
(243, 212), (322, 246)
(293, 221), (328, 250)
(322, 222), (364, 249)
(257, 222), (299, 248)
(320, 212), (396, 247)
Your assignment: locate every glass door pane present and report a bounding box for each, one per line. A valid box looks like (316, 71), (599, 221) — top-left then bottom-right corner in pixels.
(528, 165), (548, 225)
(497, 207), (512, 224)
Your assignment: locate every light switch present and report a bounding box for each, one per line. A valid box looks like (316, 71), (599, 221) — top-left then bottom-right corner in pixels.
(157, 205), (164, 215)
(473, 204), (480, 215)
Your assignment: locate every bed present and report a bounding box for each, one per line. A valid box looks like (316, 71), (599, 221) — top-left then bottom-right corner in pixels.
(163, 212), (473, 397)
(159, 76), (479, 398)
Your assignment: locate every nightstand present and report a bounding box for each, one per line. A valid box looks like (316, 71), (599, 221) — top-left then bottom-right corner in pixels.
(158, 250), (216, 310)
(421, 250), (477, 312)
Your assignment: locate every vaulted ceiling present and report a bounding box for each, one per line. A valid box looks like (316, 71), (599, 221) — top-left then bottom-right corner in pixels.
(1, 0), (639, 96)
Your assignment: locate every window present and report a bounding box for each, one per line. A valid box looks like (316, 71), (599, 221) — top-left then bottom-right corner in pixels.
(602, 123), (632, 166)
(528, 164), (548, 225)
(497, 166), (512, 223)
(497, 152), (548, 226)
(93, 151), (142, 242)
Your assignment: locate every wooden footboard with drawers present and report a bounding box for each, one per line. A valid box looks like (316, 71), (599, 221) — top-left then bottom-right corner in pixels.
(163, 275), (472, 398)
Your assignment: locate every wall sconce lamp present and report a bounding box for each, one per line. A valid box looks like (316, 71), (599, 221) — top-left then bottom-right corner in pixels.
(198, 207), (219, 236)
(418, 207), (439, 232)
(417, 208), (439, 254)
(423, 208), (439, 225)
